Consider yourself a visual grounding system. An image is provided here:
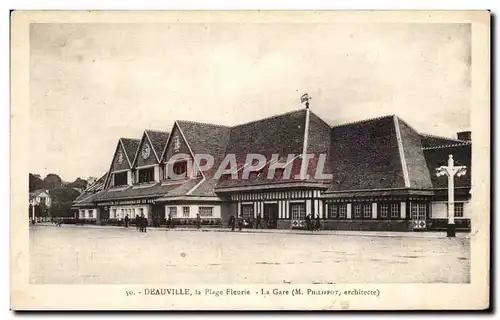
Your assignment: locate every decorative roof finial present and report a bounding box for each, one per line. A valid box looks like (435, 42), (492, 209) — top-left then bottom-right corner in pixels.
(300, 93), (311, 109)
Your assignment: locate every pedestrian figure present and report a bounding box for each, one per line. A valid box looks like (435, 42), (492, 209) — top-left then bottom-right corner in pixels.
(138, 214), (143, 232)
(255, 215), (262, 229)
(124, 214), (129, 228)
(229, 215), (235, 231)
(305, 214), (311, 231)
(56, 218), (62, 227)
(238, 216), (243, 231)
(167, 213), (173, 229)
(143, 214), (148, 233)
(135, 215), (140, 230)
(196, 213), (201, 229)
(315, 214), (321, 231)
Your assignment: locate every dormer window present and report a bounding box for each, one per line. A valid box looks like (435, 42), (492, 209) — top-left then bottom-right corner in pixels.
(173, 161), (187, 176)
(138, 167), (154, 183)
(165, 160), (188, 179)
(114, 172), (128, 186)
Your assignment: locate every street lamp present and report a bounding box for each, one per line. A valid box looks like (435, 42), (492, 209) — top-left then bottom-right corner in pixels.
(30, 197), (40, 224)
(436, 154), (467, 237)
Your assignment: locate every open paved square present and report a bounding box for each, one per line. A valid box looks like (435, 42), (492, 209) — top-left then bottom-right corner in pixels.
(29, 226), (470, 284)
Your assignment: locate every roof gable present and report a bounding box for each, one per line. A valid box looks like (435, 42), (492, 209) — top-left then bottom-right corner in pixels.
(162, 123), (194, 163)
(176, 121), (232, 177)
(306, 111), (332, 177)
(133, 131), (168, 167)
(146, 130), (170, 160)
(396, 117), (433, 189)
(110, 139), (133, 172)
(120, 138), (140, 167)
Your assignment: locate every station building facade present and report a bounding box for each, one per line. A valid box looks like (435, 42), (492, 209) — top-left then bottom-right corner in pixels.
(73, 107), (471, 231)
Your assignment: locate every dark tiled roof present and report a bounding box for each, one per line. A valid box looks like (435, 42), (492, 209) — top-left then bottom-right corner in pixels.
(423, 144), (471, 189)
(306, 111), (333, 176)
(397, 118), (433, 189)
(120, 138), (140, 166)
(165, 179), (201, 197)
(224, 109), (306, 160)
(215, 109), (309, 189)
(146, 130), (170, 161)
(75, 173), (109, 202)
(420, 133), (470, 149)
(190, 178), (219, 197)
(85, 173), (108, 193)
(94, 181), (193, 202)
(327, 115), (406, 192)
(73, 191), (103, 206)
(176, 121), (232, 178)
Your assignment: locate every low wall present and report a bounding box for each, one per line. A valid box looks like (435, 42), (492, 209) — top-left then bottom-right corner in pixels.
(427, 219), (471, 231)
(277, 219), (411, 231)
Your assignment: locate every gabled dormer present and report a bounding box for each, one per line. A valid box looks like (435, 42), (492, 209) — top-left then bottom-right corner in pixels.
(161, 121), (196, 181)
(106, 138), (140, 188)
(132, 130), (170, 184)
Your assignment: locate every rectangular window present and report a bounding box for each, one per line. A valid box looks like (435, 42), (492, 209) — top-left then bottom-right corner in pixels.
(391, 203), (400, 218)
(411, 202), (427, 220)
(241, 205), (254, 220)
(199, 206), (213, 217)
(168, 207), (177, 218)
(182, 206), (190, 218)
(338, 204), (347, 218)
(114, 171), (128, 186)
(328, 204), (338, 218)
(291, 203), (306, 220)
(454, 203), (464, 218)
(379, 202), (400, 219)
(363, 204), (372, 218)
(354, 204), (362, 218)
(138, 167), (155, 183)
(380, 204), (389, 218)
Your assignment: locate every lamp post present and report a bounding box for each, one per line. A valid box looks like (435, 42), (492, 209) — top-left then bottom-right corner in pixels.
(30, 198), (40, 224)
(436, 154), (467, 237)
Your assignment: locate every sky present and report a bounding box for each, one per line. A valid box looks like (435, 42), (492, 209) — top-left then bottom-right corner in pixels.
(29, 22), (471, 181)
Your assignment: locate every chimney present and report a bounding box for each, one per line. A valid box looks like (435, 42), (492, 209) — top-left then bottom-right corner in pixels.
(457, 131), (471, 141)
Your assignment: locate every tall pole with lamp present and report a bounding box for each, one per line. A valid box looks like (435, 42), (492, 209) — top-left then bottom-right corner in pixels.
(435, 154), (467, 237)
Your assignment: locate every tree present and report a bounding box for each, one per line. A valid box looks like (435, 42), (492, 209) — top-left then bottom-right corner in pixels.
(49, 187), (81, 217)
(29, 173), (44, 192)
(43, 174), (62, 189)
(66, 177), (88, 190)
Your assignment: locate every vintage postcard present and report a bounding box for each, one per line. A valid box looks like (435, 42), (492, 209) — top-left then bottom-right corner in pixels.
(11, 10), (490, 310)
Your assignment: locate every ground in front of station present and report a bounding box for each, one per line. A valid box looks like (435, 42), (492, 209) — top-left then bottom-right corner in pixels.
(29, 226), (470, 284)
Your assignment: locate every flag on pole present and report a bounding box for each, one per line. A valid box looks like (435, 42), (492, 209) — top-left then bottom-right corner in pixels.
(300, 93), (310, 104)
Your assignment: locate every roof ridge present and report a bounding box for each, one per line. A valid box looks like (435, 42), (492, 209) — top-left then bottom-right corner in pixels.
(176, 120), (231, 129)
(231, 108), (306, 128)
(120, 137), (140, 142)
(420, 132), (468, 143)
(308, 110), (333, 128)
(145, 129), (170, 134)
(330, 114), (395, 129)
(422, 142), (471, 150)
